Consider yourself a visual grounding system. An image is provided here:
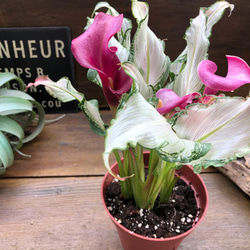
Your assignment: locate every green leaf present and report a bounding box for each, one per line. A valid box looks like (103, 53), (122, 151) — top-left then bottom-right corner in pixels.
(0, 115), (24, 148)
(0, 131), (14, 169)
(0, 72), (46, 173)
(0, 72), (26, 91)
(87, 69), (102, 87)
(173, 96), (250, 172)
(103, 91), (210, 177)
(22, 100), (45, 143)
(0, 88), (35, 100)
(0, 96), (33, 115)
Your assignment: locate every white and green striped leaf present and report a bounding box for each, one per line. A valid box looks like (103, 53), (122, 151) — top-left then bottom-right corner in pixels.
(79, 98), (106, 136)
(103, 92), (210, 178)
(172, 10), (208, 96)
(28, 76), (106, 136)
(131, 1), (170, 92)
(173, 96), (250, 172)
(36, 77), (84, 103)
(204, 1), (234, 38)
(121, 62), (153, 99)
(171, 1), (234, 96)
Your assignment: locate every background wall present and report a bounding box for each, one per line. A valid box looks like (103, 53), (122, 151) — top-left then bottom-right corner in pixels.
(0, 0), (249, 108)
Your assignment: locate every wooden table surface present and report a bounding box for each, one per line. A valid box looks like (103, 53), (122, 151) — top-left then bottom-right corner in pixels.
(0, 111), (249, 250)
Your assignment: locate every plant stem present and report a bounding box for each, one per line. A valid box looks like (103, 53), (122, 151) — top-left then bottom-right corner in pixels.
(115, 147), (179, 210)
(113, 149), (133, 198)
(158, 163), (179, 206)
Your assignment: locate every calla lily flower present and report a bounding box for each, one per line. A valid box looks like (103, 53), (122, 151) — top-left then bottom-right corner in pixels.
(156, 89), (199, 115)
(198, 55), (250, 95)
(71, 12), (132, 111)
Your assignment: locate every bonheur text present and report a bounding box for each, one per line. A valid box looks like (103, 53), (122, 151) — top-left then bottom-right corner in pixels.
(0, 40), (66, 59)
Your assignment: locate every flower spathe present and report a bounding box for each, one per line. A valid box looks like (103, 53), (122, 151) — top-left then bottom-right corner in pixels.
(156, 55), (250, 115)
(156, 89), (199, 115)
(71, 12), (132, 112)
(198, 55), (250, 95)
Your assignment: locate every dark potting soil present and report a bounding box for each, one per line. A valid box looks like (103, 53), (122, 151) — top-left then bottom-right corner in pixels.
(105, 178), (199, 239)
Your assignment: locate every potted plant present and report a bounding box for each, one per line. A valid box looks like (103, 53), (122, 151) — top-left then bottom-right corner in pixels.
(0, 72), (45, 174)
(27, 0), (250, 249)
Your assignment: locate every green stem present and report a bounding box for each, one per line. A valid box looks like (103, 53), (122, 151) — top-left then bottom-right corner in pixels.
(158, 162), (178, 206)
(115, 147), (178, 210)
(133, 150), (165, 210)
(113, 149), (133, 199)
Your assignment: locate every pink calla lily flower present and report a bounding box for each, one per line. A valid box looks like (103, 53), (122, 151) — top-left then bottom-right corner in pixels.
(156, 89), (199, 115)
(198, 55), (250, 95)
(71, 13), (132, 109)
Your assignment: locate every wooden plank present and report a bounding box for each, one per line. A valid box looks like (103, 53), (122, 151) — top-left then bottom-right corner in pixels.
(1, 111), (217, 178)
(0, 173), (249, 249)
(0, 0), (249, 107)
(0, 176), (122, 249)
(2, 111), (113, 177)
(2, 111), (216, 178)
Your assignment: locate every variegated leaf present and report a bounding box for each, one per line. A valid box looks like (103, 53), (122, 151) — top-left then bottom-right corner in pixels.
(204, 1), (234, 38)
(132, 1), (170, 89)
(171, 1), (234, 96)
(103, 92), (210, 178)
(79, 98), (106, 136)
(172, 10), (208, 97)
(121, 62), (153, 99)
(173, 96), (250, 172)
(28, 76), (106, 136)
(27, 76), (84, 102)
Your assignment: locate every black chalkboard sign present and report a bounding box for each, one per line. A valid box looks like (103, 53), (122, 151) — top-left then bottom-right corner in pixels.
(0, 26), (78, 113)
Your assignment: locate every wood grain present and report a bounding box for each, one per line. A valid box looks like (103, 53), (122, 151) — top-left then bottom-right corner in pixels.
(217, 154), (250, 196)
(0, 173), (249, 249)
(1, 111), (215, 178)
(2, 111), (112, 177)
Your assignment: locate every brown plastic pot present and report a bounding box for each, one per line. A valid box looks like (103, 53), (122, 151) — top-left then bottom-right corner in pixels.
(101, 152), (208, 250)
